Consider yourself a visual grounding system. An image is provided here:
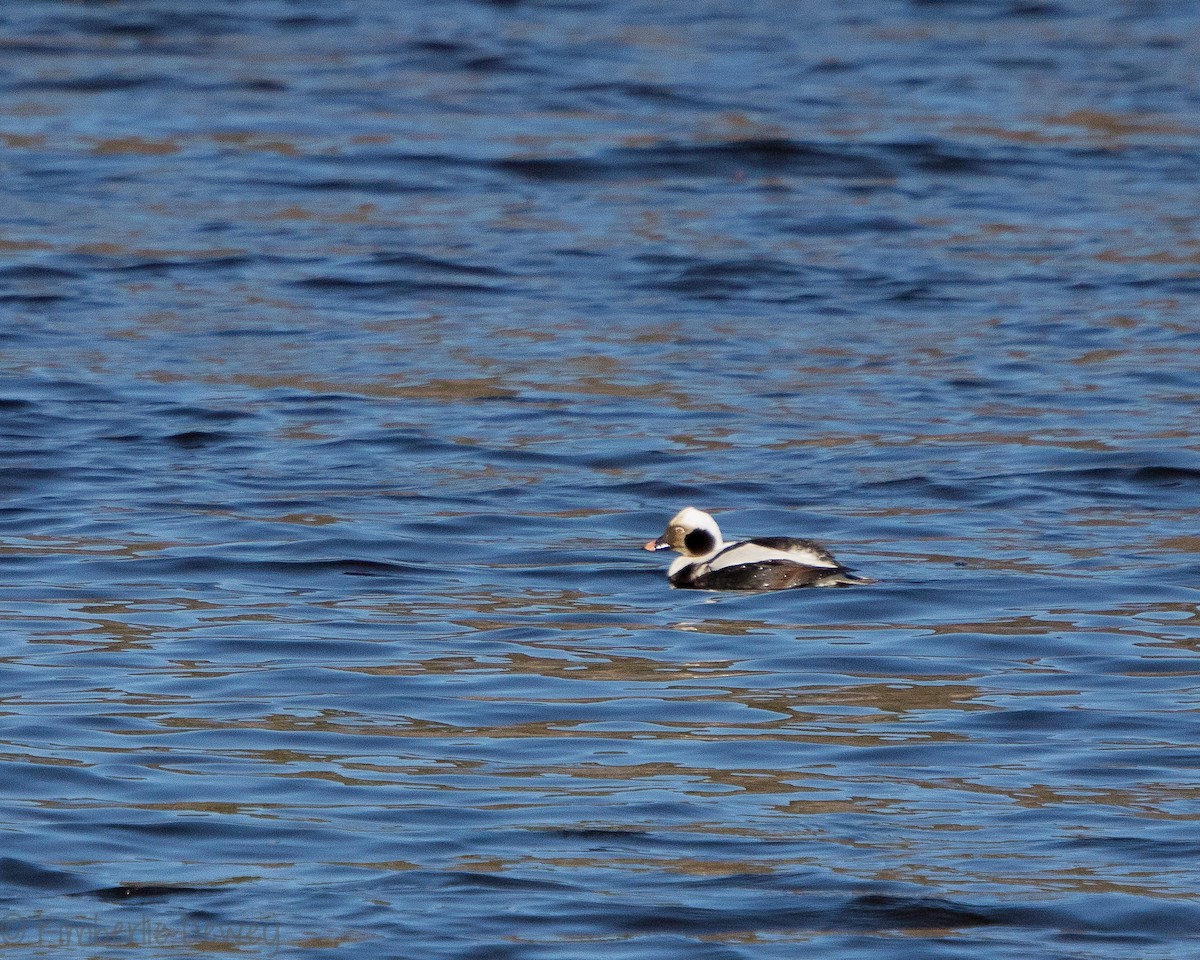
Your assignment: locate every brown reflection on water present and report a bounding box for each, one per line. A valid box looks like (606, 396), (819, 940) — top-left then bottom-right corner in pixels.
(81, 656), (993, 751)
(954, 108), (1191, 149)
(135, 713), (964, 748)
(90, 136), (182, 156)
(222, 373), (522, 402)
(0, 534), (183, 558)
(337, 652), (759, 684)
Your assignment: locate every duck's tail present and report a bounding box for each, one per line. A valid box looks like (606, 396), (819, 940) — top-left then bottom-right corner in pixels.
(814, 567), (875, 587)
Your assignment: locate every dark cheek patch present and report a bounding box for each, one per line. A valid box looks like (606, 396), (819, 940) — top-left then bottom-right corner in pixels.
(684, 529), (715, 555)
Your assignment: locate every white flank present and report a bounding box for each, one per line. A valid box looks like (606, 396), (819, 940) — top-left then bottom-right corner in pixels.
(706, 541), (839, 572)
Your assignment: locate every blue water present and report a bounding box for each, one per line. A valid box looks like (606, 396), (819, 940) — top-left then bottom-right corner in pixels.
(2, 1), (1200, 957)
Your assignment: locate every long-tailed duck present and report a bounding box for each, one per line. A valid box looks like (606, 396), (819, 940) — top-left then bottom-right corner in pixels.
(644, 506), (868, 590)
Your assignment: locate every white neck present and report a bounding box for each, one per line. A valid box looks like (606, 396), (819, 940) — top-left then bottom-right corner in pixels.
(668, 538), (722, 576)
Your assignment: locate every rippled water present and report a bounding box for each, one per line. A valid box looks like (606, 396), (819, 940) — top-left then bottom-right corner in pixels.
(2, 1), (1200, 957)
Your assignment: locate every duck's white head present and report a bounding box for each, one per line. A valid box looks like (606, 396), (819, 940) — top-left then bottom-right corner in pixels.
(643, 506), (724, 558)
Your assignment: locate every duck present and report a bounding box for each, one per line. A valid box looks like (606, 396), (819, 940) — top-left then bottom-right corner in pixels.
(644, 506), (868, 590)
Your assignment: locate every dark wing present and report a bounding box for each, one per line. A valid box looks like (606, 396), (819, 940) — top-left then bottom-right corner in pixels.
(675, 560), (840, 591)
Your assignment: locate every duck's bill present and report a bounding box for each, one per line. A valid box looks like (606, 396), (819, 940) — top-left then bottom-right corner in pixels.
(644, 537), (671, 552)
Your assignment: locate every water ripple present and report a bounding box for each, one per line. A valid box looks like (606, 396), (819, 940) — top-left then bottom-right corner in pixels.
(1, 1), (1199, 957)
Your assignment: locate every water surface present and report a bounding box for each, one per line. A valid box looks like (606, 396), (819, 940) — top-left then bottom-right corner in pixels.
(2, 1), (1200, 957)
